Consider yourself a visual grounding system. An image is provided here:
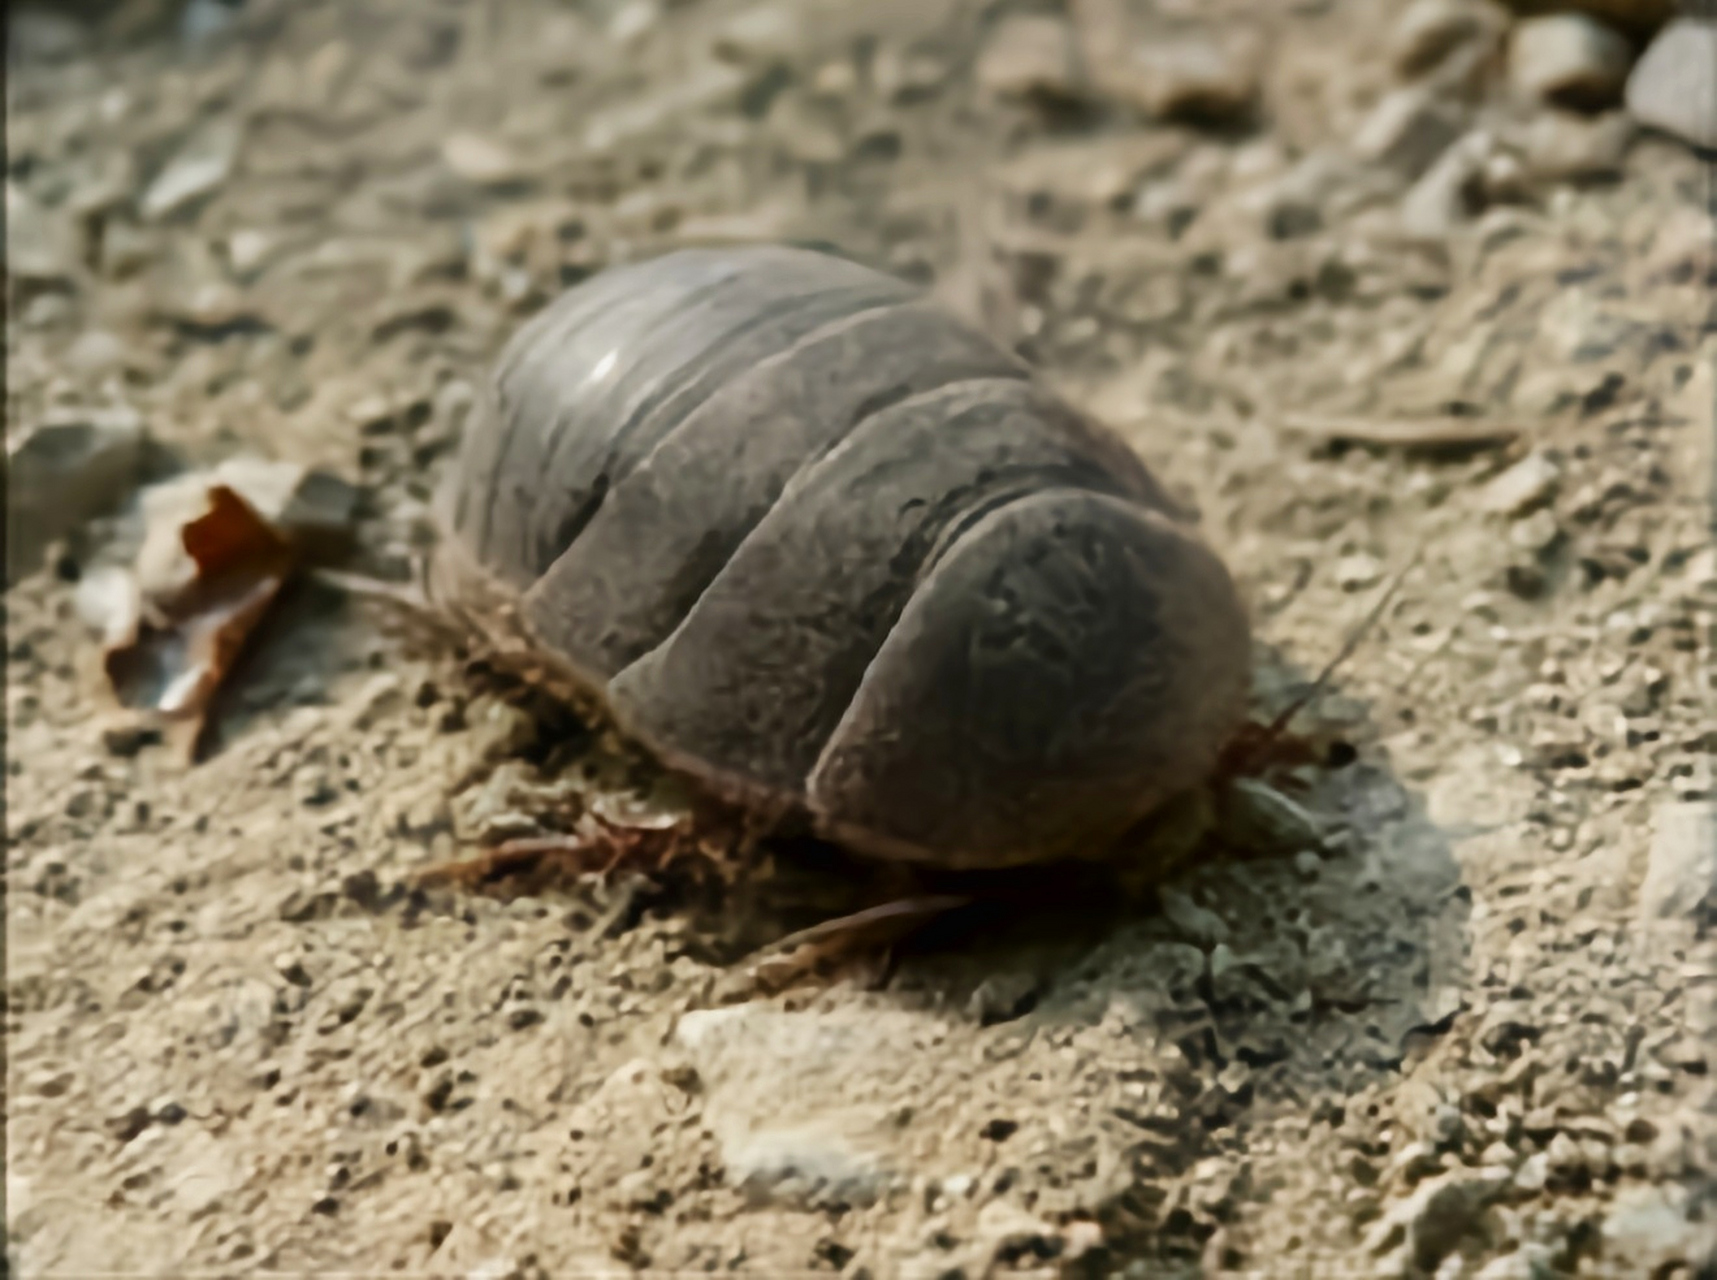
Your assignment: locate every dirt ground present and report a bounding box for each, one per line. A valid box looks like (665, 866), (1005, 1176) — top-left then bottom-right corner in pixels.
(6, 0), (1716, 1275)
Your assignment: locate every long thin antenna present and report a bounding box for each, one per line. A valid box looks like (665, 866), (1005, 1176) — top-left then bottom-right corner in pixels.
(1246, 538), (1428, 759)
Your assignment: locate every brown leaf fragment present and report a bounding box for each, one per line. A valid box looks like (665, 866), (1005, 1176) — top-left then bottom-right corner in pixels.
(93, 463), (355, 759)
(104, 485), (293, 739)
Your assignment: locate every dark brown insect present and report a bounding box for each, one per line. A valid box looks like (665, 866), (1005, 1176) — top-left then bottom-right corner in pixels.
(430, 244), (1252, 872)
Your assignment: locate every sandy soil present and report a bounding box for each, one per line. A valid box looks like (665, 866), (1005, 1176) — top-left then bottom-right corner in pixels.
(6, 0), (1715, 1275)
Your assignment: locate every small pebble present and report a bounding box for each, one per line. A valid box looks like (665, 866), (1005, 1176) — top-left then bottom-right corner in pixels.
(1625, 17), (1717, 150)
(1478, 451), (1561, 516)
(1509, 509), (1562, 555)
(1335, 552), (1385, 590)
(1509, 14), (1633, 110)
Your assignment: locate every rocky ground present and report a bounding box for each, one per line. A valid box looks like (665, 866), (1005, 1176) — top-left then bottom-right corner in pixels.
(6, 0), (1715, 1275)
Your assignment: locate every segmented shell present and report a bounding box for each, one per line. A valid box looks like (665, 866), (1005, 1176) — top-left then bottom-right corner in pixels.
(433, 244), (1251, 869)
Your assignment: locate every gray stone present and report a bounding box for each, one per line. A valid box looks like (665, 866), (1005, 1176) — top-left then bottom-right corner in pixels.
(1334, 552), (1385, 590)
(1513, 1151), (1549, 1193)
(1601, 1183), (1717, 1276)
(100, 219), (157, 279)
(1480, 147), (1531, 204)
(1626, 18), (1717, 151)
(6, 410), (147, 583)
(1213, 778), (1325, 854)
(1509, 14), (1634, 110)
(966, 971), (1041, 1025)
(710, 5), (803, 64)
(1258, 147), (1403, 237)
(1474, 1243), (1561, 1278)
(725, 1125), (888, 1208)
(440, 132), (525, 187)
(1618, 667), (1666, 717)
(180, 0), (240, 46)
(1509, 508), (1562, 555)
(1353, 87), (1467, 179)
(64, 330), (129, 379)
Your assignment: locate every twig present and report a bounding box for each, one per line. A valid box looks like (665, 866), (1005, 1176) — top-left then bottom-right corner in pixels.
(770, 894), (973, 952)
(1279, 412), (1519, 452)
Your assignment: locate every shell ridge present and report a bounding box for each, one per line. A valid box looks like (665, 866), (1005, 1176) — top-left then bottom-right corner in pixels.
(805, 482), (1106, 810)
(534, 281), (912, 566)
(806, 488), (1246, 865)
(602, 375), (1034, 699)
(516, 299), (933, 656)
(520, 310), (1035, 681)
(607, 388), (1139, 797)
(478, 261), (735, 564)
(612, 296), (936, 490)
(752, 375), (1034, 518)
(519, 268), (759, 572)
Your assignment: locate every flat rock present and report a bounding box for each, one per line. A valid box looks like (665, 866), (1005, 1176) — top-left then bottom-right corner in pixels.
(1626, 17), (1717, 151)
(225, 229), (277, 278)
(1509, 13), (1634, 110)
(64, 329), (130, 379)
(672, 1003), (939, 1207)
(723, 1125), (888, 1208)
(709, 5), (803, 65)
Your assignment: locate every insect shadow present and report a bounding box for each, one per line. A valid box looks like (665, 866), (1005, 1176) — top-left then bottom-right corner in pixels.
(419, 638), (1469, 1059)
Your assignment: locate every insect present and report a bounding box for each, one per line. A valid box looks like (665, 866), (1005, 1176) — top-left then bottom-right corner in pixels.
(427, 243), (1265, 879)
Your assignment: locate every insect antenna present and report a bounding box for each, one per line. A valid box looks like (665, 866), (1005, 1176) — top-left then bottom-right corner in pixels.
(1226, 538), (1426, 775)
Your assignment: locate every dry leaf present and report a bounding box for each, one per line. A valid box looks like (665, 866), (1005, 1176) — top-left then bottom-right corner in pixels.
(93, 460), (358, 758)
